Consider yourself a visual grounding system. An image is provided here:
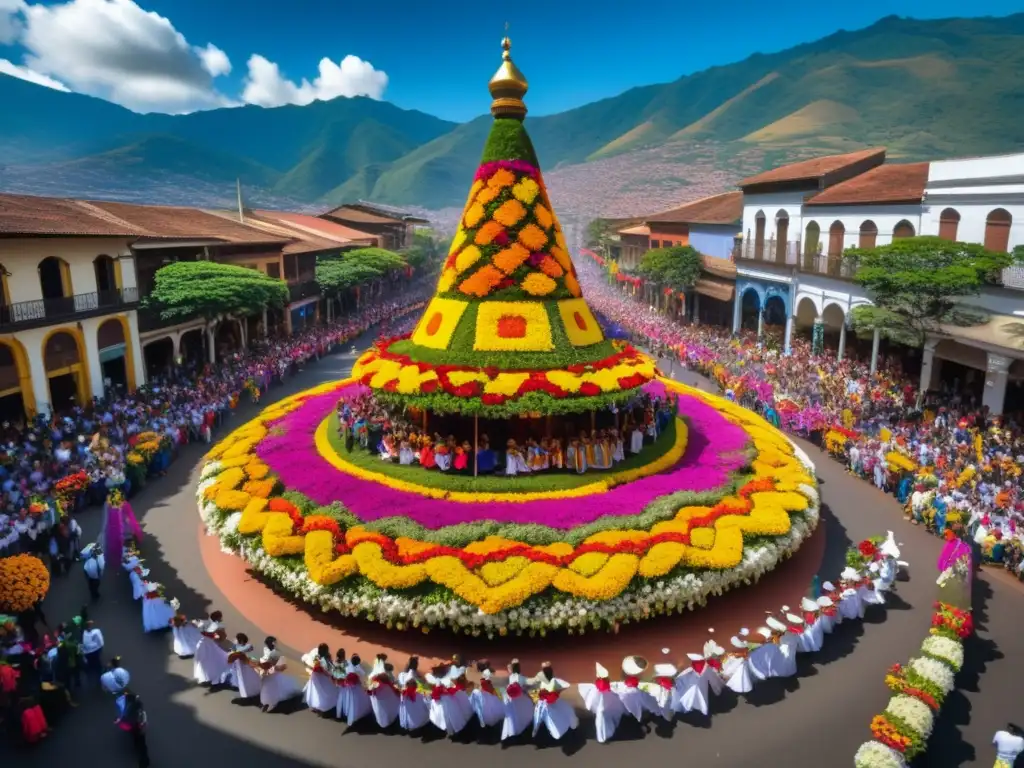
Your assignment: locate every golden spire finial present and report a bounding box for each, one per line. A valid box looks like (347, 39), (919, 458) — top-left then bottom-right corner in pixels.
(489, 26), (528, 120)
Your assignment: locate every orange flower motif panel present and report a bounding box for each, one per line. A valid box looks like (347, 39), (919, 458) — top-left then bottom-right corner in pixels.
(459, 265), (505, 297)
(492, 198), (527, 228)
(538, 255), (564, 278)
(518, 223), (549, 251)
(474, 220), (505, 245)
(492, 243), (530, 274)
(487, 167), (516, 189)
(533, 203), (553, 230)
(474, 301), (554, 351)
(475, 185), (501, 205)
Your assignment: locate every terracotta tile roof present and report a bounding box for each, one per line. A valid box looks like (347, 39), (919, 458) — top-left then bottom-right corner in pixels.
(645, 191), (743, 225)
(322, 204), (403, 225)
(804, 162), (930, 206)
(618, 224), (651, 236)
(739, 148), (886, 188)
(0, 192), (144, 236)
(87, 201), (286, 244)
(254, 210), (379, 245)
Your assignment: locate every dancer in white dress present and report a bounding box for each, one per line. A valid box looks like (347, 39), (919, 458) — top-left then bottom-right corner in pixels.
(799, 597), (825, 653)
(630, 425), (644, 454)
(368, 654), (400, 729)
(765, 616), (798, 678)
(169, 601), (202, 658)
(127, 561), (148, 601)
(859, 564), (885, 607)
(578, 663), (625, 743)
(331, 650), (350, 719)
(426, 662), (470, 736)
(192, 611), (229, 685)
(750, 626), (785, 680)
(838, 568), (865, 620)
(301, 643), (338, 715)
(445, 656), (475, 728)
(141, 582), (175, 633)
(397, 656), (430, 732)
(611, 429), (626, 463)
(501, 659), (534, 741)
(226, 633), (261, 699)
(257, 637), (302, 712)
(469, 662), (505, 728)
(339, 653), (372, 726)
(723, 632), (755, 694)
(817, 595), (838, 634)
(615, 655), (660, 722)
(675, 639), (725, 715)
(647, 662), (677, 721)
(532, 662), (578, 740)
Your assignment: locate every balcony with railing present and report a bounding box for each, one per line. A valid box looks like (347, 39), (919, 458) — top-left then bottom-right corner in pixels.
(0, 287), (139, 331)
(800, 253), (856, 280)
(1001, 265), (1024, 291)
(734, 238), (800, 267)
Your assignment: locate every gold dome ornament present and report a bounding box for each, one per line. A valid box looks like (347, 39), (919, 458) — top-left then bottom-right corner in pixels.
(489, 30), (528, 120)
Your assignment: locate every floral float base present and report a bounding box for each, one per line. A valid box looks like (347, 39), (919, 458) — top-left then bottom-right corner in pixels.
(198, 377), (820, 635)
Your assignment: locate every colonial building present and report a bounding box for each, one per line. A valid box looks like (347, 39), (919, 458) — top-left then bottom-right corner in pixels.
(320, 201), (427, 251)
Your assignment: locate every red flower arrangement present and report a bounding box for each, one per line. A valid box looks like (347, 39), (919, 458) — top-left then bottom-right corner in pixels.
(931, 602), (973, 640)
(54, 471), (89, 496)
(858, 539), (878, 559)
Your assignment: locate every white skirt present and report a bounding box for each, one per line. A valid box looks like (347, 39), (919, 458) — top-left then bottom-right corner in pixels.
(193, 639), (229, 685)
(141, 598), (175, 633)
(231, 660), (262, 699)
(303, 671), (339, 713)
(429, 693), (470, 735)
(341, 685), (372, 726)
(616, 686), (659, 722)
(776, 638), (799, 677)
(469, 689), (505, 728)
(501, 691), (533, 740)
(129, 572), (147, 600)
(580, 686), (625, 744)
(370, 686), (400, 728)
(532, 698), (578, 740)
(839, 594), (862, 621)
(259, 670), (301, 710)
(749, 644), (784, 680)
(724, 658), (754, 694)
(399, 690), (431, 731)
(172, 624), (202, 658)
(674, 673), (710, 716)
(800, 621), (825, 653)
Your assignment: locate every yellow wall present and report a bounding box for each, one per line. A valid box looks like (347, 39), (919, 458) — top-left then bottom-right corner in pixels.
(0, 237), (137, 303)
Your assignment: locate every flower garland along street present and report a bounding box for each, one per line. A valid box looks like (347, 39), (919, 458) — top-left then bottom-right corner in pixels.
(854, 548), (973, 767)
(196, 375), (821, 634)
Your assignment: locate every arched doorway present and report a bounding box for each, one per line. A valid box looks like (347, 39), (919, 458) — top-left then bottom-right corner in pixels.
(804, 221), (821, 263)
(180, 328), (205, 367)
(740, 288), (761, 331)
(94, 255), (119, 294)
(754, 211), (766, 259)
(938, 208), (960, 241)
(144, 337), (175, 379)
(43, 329), (88, 411)
(38, 256), (71, 301)
(828, 221), (846, 258)
(763, 295), (787, 327)
(0, 339), (35, 422)
(893, 220), (915, 239)
(858, 221), (877, 249)
(775, 211), (789, 260)
(795, 296), (818, 329)
(984, 208), (1012, 252)
(214, 319), (243, 362)
(97, 317), (135, 397)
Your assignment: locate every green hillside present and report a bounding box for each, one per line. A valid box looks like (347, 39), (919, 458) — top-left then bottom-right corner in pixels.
(3, 14), (1024, 210)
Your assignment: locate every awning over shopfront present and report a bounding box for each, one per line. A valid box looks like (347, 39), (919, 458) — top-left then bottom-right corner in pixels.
(694, 277), (735, 303)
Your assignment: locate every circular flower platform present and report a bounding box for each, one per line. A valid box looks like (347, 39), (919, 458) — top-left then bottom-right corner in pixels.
(197, 376), (819, 636)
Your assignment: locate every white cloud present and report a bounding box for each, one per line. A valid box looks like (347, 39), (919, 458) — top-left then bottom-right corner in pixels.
(242, 53), (387, 108)
(0, 57), (69, 91)
(18, 0), (230, 113)
(0, 0), (24, 44)
(196, 42), (230, 78)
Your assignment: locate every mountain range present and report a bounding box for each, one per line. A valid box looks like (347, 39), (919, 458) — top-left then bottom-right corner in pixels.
(2, 14), (1024, 218)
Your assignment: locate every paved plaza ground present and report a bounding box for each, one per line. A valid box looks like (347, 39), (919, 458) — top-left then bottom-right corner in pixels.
(4, 342), (1020, 767)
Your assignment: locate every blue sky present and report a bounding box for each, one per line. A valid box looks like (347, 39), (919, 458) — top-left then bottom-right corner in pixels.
(0, 0), (1021, 119)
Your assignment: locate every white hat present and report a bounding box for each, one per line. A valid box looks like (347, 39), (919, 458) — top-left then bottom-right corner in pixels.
(703, 640), (725, 657)
(840, 567), (859, 581)
(738, 627), (749, 636)
(766, 616), (786, 632)
(622, 656), (648, 676)
(781, 605), (790, 612)
(595, 662), (609, 679)
(653, 663), (677, 677)
(801, 597), (819, 612)
(817, 596), (834, 608)
(686, 652), (703, 661)
(481, 668), (493, 681)
(822, 581), (835, 591)
(785, 613), (803, 626)
(756, 627), (773, 639)
(730, 636), (747, 649)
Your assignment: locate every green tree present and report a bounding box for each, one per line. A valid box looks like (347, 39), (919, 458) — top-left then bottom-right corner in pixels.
(846, 236), (1019, 347)
(585, 218), (617, 253)
(146, 261), (288, 322)
(315, 247), (407, 300)
(637, 245), (703, 291)
(403, 229), (444, 271)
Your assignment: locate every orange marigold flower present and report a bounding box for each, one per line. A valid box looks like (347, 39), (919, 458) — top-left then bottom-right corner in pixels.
(474, 220), (505, 245)
(522, 272), (557, 296)
(538, 255), (564, 278)
(518, 223), (549, 251)
(564, 271), (582, 297)
(475, 185), (500, 205)
(492, 198), (527, 228)
(549, 244), (572, 269)
(492, 243), (530, 274)
(459, 265), (504, 297)
(533, 203), (553, 230)
(487, 167), (516, 189)
(464, 202), (485, 228)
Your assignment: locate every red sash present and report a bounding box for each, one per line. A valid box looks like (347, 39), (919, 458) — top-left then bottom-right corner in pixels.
(369, 675), (397, 696)
(822, 606), (838, 617)
(343, 672), (360, 687)
(538, 689), (560, 704)
(401, 681), (418, 700)
(691, 659), (708, 674)
(803, 612), (818, 624)
(451, 680), (467, 693)
(505, 683), (523, 699)
(430, 686), (451, 701)
(654, 676), (674, 691)
(624, 675), (639, 688)
(595, 678), (611, 693)
(200, 631), (219, 640)
(787, 626), (802, 635)
(479, 680), (496, 696)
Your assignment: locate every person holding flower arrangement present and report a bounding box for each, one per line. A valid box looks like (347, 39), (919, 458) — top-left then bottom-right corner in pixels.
(226, 633), (262, 700)
(301, 643), (337, 715)
(256, 636), (301, 712)
(397, 656), (430, 732)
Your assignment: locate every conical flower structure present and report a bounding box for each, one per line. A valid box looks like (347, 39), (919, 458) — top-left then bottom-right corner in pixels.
(353, 44), (654, 416)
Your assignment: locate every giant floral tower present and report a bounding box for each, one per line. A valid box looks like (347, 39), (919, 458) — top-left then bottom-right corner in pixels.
(353, 36), (655, 416)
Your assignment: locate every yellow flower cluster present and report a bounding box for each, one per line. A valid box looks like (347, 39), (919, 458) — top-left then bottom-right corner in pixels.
(886, 452), (917, 473)
(0, 554), (50, 613)
(521, 272), (557, 296)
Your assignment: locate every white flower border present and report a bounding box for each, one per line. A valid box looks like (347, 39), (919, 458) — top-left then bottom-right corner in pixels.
(197, 436), (820, 636)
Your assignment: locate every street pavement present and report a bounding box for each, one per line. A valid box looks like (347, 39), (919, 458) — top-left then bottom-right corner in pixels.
(3, 344), (1019, 767)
